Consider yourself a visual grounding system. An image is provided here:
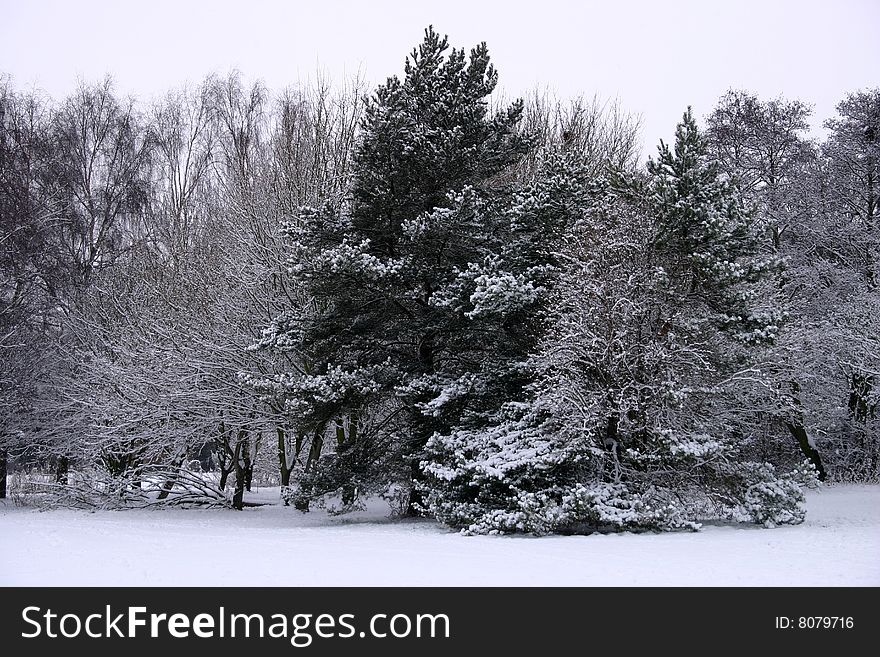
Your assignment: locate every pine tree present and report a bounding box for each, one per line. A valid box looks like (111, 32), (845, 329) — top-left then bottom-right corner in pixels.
(255, 27), (531, 510)
(421, 110), (813, 535)
(647, 108), (784, 345)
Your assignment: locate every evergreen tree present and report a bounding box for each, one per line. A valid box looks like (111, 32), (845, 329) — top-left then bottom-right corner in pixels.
(422, 110), (812, 535)
(255, 27), (531, 510)
(647, 108), (784, 345)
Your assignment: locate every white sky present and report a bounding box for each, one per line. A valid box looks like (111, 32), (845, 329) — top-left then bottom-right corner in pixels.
(2, 0), (878, 160)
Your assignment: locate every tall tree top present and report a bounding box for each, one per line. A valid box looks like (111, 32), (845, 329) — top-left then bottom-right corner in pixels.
(401, 26), (498, 105)
(350, 27), (527, 258)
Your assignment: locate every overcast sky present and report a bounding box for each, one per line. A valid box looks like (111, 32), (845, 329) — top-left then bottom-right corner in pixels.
(2, 0), (878, 160)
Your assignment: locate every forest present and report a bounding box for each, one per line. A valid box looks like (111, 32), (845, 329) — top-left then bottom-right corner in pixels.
(1, 27), (878, 535)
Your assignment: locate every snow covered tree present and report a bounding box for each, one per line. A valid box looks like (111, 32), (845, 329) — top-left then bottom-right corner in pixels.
(518, 91), (642, 181)
(256, 28), (531, 511)
(646, 108), (784, 344)
(50, 78), (152, 292)
(0, 83), (59, 499)
(823, 89), (880, 289)
(706, 90), (815, 250)
(706, 91), (830, 478)
(707, 89), (880, 481)
(816, 89), (880, 479)
(422, 110), (812, 535)
(0, 79), (156, 495)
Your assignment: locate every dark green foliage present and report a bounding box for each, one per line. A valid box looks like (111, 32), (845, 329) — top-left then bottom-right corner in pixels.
(259, 28), (535, 507)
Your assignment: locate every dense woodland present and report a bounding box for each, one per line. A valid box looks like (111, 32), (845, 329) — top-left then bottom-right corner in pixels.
(1, 28), (878, 533)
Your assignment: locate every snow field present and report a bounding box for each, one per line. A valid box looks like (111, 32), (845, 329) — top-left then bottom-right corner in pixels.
(1, 484), (877, 586)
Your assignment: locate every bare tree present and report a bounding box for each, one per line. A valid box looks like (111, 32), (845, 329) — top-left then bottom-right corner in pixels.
(517, 90), (642, 179)
(0, 81), (61, 497)
(51, 77), (152, 292)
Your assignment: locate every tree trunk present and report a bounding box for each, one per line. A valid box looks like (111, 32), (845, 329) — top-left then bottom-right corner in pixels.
(0, 448), (7, 499)
(405, 414), (433, 517)
(277, 427), (291, 506)
(849, 372), (875, 423)
(293, 427), (324, 512)
(295, 432), (304, 461)
(604, 411), (621, 483)
(155, 476), (176, 500)
(216, 418), (233, 491)
(55, 455), (69, 485)
(403, 334), (439, 517)
(345, 415), (359, 506)
(232, 440), (245, 511)
(241, 431), (253, 492)
(335, 418), (346, 447)
(336, 417), (357, 507)
(403, 407), (434, 516)
(156, 456), (184, 500)
(785, 381), (827, 481)
(785, 421), (827, 481)
(305, 428), (323, 472)
(404, 458), (424, 517)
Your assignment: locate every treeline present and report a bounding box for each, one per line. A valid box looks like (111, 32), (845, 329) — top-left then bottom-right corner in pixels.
(0, 28), (877, 533)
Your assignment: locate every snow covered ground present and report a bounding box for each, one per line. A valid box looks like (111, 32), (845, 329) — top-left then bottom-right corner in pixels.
(1, 484), (877, 586)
